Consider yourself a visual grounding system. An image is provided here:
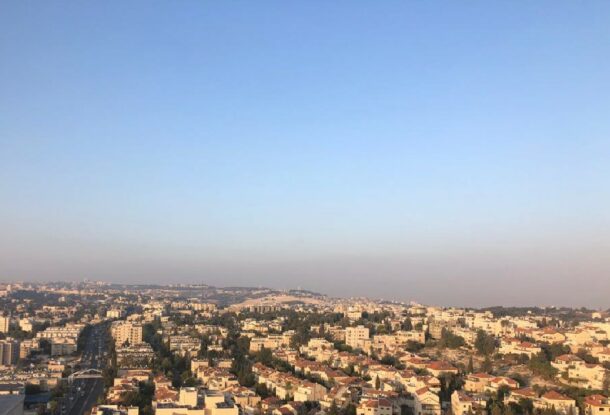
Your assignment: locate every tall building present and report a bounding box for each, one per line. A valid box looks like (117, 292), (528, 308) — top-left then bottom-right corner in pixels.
(0, 339), (20, 366)
(345, 325), (370, 349)
(111, 322), (143, 346)
(0, 316), (10, 333)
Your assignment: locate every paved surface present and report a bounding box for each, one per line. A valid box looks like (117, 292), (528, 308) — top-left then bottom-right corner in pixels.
(61, 323), (109, 415)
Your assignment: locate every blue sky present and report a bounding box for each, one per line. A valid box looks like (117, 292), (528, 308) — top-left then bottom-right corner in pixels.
(1, 2), (610, 307)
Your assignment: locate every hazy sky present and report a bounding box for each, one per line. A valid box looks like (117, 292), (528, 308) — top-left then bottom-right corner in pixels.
(1, 2), (610, 308)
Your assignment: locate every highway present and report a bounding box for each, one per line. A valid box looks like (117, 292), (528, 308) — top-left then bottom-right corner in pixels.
(61, 323), (109, 415)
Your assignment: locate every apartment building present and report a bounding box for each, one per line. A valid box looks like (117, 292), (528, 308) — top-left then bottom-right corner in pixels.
(19, 338), (39, 358)
(0, 340), (20, 366)
(51, 338), (77, 356)
(116, 344), (154, 368)
(566, 362), (608, 390)
(107, 309), (125, 319)
(168, 335), (201, 356)
(249, 333), (292, 352)
(0, 316), (10, 334)
(346, 326), (370, 349)
(111, 321), (143, 346)
(191, 303), (217, 313)
(37, 323), (84, 340)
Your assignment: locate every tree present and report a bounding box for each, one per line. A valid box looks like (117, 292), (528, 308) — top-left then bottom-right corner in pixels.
(255, 383), (270, 399)
(235, 336), (250, 356)
(405, 341), (423, 353)
(467, 356), (474, 373)
(121, 380), (155, 415)
(402, 318), (413, 331)
(181, 371), (197, 387)
(528, 353), (557, 380)
(497, 385), (510, 402)
(576, 348), (598, 364)
(439, 374), (463, 402)
(342, 403), (357, 415)
(25, 384), (42, 395)
(519, 398), (534, 415)
(255, 347), (273, 366)
(40, 339), (52, 355)
(481, 355), (493, 373)
(290, 323), (312, 348)
(475, 330), (496, 355)
(542, 343), (570, 361)
(438, 328), (465, 349)
(381, 355), (402, 369)
(329, 401), (339, 415)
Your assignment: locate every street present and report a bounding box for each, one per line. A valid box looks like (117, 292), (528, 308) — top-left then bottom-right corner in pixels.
(61, 323), (109, 415)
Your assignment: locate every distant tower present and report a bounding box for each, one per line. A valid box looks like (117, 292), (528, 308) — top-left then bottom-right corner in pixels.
(0, 315), (10, 333)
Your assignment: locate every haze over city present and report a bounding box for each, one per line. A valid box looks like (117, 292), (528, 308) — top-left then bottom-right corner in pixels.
(2, 2), (610, 307)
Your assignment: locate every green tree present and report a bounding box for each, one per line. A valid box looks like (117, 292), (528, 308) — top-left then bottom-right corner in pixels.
(467, 356), (474, 373)
(519, 398), (534, 415)
(25, 384), (42, 395)
(482, 355), (493, 373)
(406, 340), (423, 353)
(255, 383), (270, 398)
(528, 353), (557, 380)
(329, 401), (339, 415)
(438, 328), (465, 349)
(475, 330), (496, 355)
(439, 373), (463, 402)
(342, 404), (357, 415)
(255, 347), (273, 366)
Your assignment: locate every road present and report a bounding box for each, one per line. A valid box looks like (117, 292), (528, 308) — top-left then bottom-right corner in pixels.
(61, 323), (109, 415)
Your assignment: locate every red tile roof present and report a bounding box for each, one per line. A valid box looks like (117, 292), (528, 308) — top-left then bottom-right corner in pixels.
(542, 391), (573, 401)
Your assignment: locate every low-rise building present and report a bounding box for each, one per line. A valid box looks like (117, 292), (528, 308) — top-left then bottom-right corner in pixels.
(498, 338), (541, 357)
(451, 391), (487, 415)
(584, 395), (610, 415)
(357, 399), (392, 415)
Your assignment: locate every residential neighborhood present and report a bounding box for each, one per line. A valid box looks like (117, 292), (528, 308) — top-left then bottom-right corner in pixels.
(0, 282), (609, 415)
